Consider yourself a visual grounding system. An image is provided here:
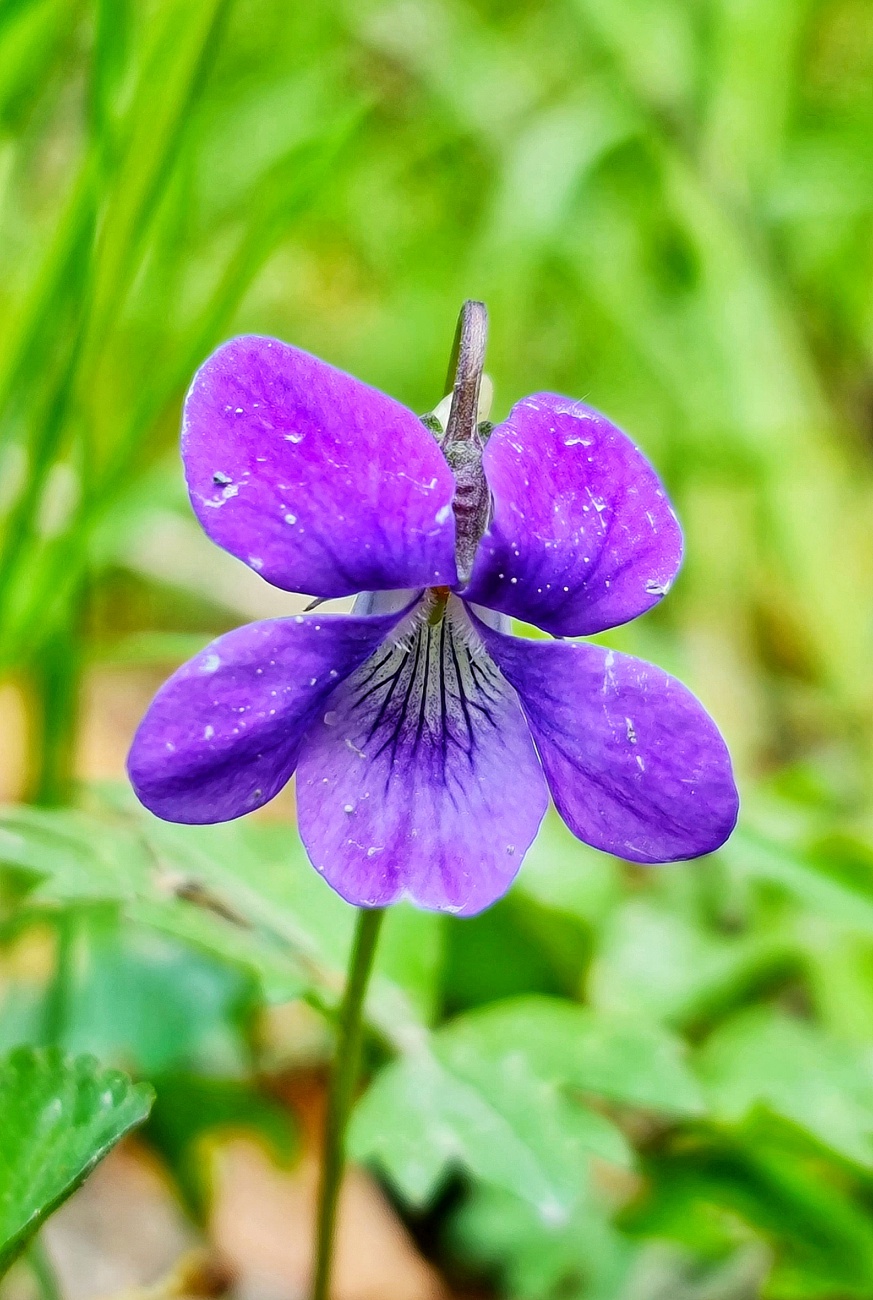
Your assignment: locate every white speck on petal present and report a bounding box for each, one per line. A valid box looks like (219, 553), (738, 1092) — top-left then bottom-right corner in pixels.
(200, 654), (221, 674)
(204, 725), (214, 739)
(284, 513), (297, 524)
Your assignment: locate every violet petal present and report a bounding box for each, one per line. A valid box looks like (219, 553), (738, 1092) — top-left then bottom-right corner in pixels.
(474, 618), (738, 862)
(183, 336), (458, 596)
(463, 393), (683, 636)
(127, 606), (413, 824)
(296, 597), (548, 915)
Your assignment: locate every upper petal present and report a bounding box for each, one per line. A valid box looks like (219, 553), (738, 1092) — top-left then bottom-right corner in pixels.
(463, 393), (682, 636)
(474, 618), (738, 863)
(183, 336), (458, 596)
(127, 606), (412, 824)
(296, 596), (548, 915)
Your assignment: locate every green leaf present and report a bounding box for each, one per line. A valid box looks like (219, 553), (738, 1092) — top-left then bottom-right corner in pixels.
(450, 1182), (634, 1300)
(442, 896), (582, 1010)
(698, 1007), (873, 1168)
(351, 1040), (629, 1217)
(636, 1128), (873, 1296)
(440, 996), (705, 1117)
(723, 826), (873, 937)
(0, 1047), (154, 1274)
(589, 898), (785, 1029)
(351, 995), (678, 1216)
(352, 995), (704, 1216)
(0, 908), (256, 1077)
(0, 794), (441, 1041)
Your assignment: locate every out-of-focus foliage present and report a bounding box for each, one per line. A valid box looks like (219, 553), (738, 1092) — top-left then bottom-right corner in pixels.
(0, 0), (872, 1296)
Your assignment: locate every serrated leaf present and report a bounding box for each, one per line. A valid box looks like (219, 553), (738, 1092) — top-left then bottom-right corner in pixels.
(351, 1041), (628, 1218)
(352, 994), (703, 1219)
(0, 1047), (154, 1273)
(351, 996), (662, 1217)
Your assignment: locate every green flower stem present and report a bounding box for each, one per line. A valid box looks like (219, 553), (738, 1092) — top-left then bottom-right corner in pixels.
(312, 906), (386, 1300)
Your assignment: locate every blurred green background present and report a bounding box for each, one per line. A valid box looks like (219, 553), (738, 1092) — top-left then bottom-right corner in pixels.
(1, 0), (873, 1296)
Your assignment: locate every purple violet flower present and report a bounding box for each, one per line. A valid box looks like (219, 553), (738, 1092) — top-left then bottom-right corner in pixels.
(128, 306), (738, 916)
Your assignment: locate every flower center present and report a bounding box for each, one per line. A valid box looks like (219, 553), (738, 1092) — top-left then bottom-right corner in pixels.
(426, 585), (451, 625)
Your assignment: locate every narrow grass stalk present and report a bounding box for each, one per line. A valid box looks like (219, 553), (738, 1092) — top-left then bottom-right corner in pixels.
(30, 617), (81, 808)
(312, 906), (385, 1300)
(26, 1238), (62, 1300)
